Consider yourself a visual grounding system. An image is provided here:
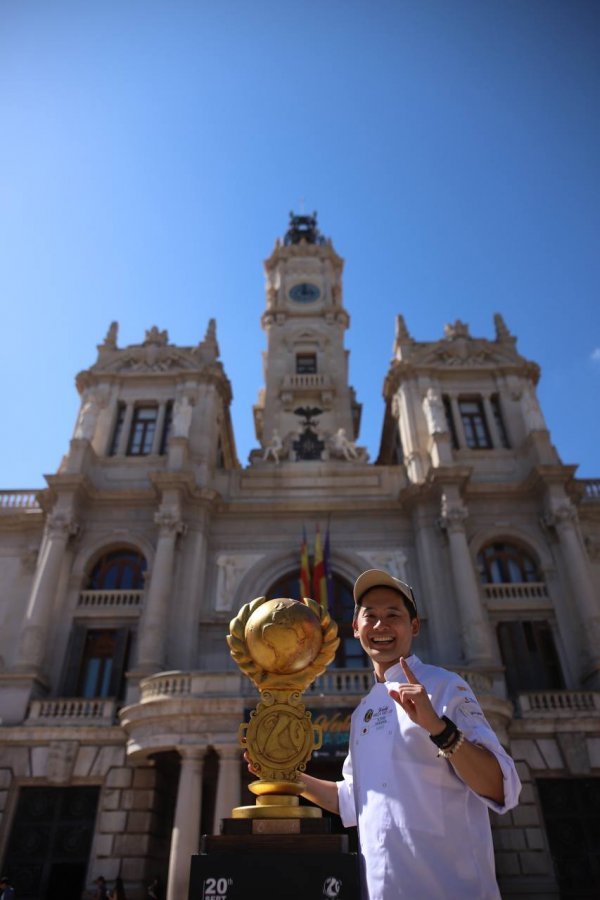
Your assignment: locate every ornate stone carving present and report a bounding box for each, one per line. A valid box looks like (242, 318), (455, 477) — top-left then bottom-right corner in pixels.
(422, 388), (447, 435)
(360, 550), (409, 583)
(172, 396), (194, 438)
(215, 553), (264, 612)
(443, 320), (470, 340)
(521, 385), (547, 431)
(47, 512), (79, 540)
(542, 504), (578, 531)
(144, 326), (169, 346)
(47, 741), (79, 784)
(262, 430), (284, 463)
(154, 510), (186, 536)
(438, 496), (468, 533)
(73, 396), (99, 440)
(101, 321), (118, 349)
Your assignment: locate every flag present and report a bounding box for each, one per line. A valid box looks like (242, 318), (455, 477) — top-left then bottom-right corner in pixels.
(299, 526), (311, 599)
(323, 523), (334, 612)
(313, 525), (328, 611)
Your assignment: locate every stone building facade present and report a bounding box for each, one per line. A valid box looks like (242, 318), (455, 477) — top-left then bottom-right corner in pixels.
(0, 213), (598, 899)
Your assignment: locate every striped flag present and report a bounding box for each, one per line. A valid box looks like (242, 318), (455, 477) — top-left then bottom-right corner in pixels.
(313, 525), (328, 611)
(299, 526), (311, 599)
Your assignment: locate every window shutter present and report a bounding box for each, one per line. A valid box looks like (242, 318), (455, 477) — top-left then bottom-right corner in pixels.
(61, 625), (88, 696)
(108, 628), (131, 699)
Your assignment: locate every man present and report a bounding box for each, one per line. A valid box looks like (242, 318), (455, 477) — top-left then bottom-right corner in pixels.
(93, 876), (109, 899)
(299, 569), (521, 899)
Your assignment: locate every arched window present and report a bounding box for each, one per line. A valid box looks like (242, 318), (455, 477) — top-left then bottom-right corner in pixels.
(266, 571), (367, 669)
(477, 542), (540, 584)
(87, 549), (146, 590)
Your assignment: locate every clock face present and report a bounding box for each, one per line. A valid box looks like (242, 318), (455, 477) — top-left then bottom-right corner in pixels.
(289, 282), (321, 303)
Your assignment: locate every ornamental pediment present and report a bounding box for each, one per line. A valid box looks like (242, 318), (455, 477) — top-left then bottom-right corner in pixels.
(412, 339), (523, 368)
(94, 346), (207, 374)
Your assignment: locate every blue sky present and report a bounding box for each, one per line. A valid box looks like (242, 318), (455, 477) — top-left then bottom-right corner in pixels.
(1, 0), (598, 487)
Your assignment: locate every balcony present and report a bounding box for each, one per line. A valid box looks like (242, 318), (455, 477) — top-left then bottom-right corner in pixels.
(482, 582), (550, 610)
(77, 589), (144, 613)
(26, 698), (117, 726)
(517, 690), (600, 718)
(582, 479), (600, 500)
(0, 491), (41, 511)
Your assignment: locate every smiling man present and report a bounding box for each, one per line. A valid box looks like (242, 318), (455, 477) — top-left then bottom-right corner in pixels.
(299, 568), (521, 900)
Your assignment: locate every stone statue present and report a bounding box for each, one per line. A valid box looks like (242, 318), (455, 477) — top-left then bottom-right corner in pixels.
(172, 396), (193, 438)
(74, 397), (99, 441)
(333, 428), (359, 461)
(422, 388), (447, 435)
(263, 429), (283, 463)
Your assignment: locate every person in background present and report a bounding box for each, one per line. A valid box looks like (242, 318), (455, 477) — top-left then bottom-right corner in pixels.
(109, 876), (127, 900)
(0, 875), (15, 899)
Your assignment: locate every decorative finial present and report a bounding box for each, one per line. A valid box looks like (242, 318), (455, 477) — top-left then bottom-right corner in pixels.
(102, 321), (118, 349)
(494, 313), (514, 342)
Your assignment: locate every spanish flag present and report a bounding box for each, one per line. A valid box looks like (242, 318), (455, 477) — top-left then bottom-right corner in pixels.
(313, 525), (328, 612)
(299, 526), (311, 599)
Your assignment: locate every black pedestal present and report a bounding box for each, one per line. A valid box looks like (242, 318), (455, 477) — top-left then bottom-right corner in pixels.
(189, 818), (360, 900)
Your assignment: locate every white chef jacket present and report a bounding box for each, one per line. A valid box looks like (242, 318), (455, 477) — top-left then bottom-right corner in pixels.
(337, 655), (521, 900)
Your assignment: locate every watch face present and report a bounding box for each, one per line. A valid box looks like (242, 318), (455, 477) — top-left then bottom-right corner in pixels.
(289, 282), (321, 303)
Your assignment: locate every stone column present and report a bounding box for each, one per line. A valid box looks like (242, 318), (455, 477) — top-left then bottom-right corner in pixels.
(482, 394), (502, 449)
(136, 510), (185, 674)
(213, 744), (242, 832)
(438, 494), (496, 666)
(166, 747), (205, 900)
(151, 402), (168, 455)
(412, 508), (459, 663)
(15, 511), (79, 673)
(544, 503), (600, 684)
(449, 396), (467, 448)
(116, 402), (135, 456)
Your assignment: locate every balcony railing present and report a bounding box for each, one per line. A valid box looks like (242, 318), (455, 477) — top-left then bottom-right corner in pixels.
(78, 589), (144, 610)
(0, 491), (41, 510)
(517, 690), (600, 717)
(582, 479), (600, 500)
(281, 374), (330, 391)
(483, 582), (548, 602)
(139, 667), (495, 704)
(26, 698), (117, 725)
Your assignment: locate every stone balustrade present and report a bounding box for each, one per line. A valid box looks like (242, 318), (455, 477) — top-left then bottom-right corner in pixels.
(483, 582), (548, 601)
(78, 589), (144, 610)
(517, 690), (600, 717)
(0, 490), (41, 510)
(582, 479), (600, 500)
(282, 373), (329, 390)
(26, 698), (117, 724)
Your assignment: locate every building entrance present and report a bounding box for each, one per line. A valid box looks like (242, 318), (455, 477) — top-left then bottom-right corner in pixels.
(2, 786), (99, 900)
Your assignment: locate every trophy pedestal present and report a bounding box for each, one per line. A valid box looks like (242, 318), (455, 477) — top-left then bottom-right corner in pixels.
(189, 818), (360, 899)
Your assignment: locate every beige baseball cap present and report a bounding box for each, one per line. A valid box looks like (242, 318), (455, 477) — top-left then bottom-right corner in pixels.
(353, 568), (418, 616)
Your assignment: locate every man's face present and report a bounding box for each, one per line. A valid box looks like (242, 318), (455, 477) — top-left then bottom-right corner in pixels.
(353, 586), (419, 676)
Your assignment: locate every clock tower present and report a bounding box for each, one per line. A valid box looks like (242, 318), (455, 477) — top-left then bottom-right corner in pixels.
(252, 212), (366, 463)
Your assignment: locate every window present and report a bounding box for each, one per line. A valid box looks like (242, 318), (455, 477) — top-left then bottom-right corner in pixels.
(490, 394), (510, 448)
(496, 620), (563, 697)
(458, 397), (492, 449)
(477, 542), (540, 584)
(87, 549), (146, 590)
(296, 353), (317, 374)
(266, 571), (367, 668)
(108, 402), (173, 457)
(128, 406), (158, 455)
(62, 626), (131, 699)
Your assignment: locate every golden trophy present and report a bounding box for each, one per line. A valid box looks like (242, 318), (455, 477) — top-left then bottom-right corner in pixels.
(227, 595), (339, 821)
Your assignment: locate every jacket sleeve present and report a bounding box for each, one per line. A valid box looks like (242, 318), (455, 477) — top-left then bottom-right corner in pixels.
(442, 677), (521, 814)
(336, 751), (357, 827)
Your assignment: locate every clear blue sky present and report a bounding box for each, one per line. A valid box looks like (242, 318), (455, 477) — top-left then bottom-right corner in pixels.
(1, 0), (598, 488)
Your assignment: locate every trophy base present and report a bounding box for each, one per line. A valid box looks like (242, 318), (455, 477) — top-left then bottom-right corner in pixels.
(232, 794), (322, 819)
